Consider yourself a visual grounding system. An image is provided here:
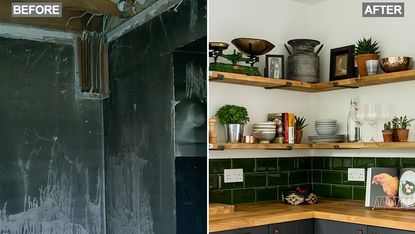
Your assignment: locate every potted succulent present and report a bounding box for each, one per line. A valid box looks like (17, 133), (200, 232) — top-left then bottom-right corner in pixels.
(391, 116), (415, 142)
(382, 121), (393, 142)
(294, 116), (309, 144)
(215, 104), (249, 143)
(355, 37), (380, 77)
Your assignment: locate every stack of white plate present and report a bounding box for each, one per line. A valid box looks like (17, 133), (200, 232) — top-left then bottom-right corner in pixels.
(315, 119), (338, 135)
(308, 119), (345, 143)
(252, 122), (276, 143)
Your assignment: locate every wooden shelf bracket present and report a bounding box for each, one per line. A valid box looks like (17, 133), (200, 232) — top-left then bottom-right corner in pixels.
(331, 82), (359, 89)
(210, 74), (225, 81)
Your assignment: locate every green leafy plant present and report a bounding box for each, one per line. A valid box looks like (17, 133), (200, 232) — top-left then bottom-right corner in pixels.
(383, 121), (392, 130)
(392, 116), (415, 129)
(215, 104), (249, 124)
(355, 37), (380, 55)
(295, 116), (309, 130)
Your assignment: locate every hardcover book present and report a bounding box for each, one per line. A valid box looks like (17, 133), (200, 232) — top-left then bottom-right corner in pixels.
(365, 167), (399, 207)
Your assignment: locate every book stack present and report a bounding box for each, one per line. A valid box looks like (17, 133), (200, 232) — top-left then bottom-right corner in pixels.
(268, 113), (295, 144)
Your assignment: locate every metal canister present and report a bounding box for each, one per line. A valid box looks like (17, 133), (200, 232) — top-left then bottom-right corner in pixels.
(285, 39), (323, 83)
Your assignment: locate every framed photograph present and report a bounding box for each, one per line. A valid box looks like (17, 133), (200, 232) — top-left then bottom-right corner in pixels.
(330, 45), (355, 81)
(265, 55), (284, 78)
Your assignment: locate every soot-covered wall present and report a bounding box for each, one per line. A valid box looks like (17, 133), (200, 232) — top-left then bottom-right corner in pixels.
(105, 0), (206, 233)
(0, 37), (105, 233)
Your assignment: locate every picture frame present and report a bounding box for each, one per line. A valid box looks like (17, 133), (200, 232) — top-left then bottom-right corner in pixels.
(265, 55), (284, 78)
(329, 45), (355, 81)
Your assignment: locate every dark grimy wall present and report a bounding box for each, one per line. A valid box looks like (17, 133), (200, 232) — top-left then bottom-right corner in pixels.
(105, 0), (206, 233)
(0, 38), (105, 233)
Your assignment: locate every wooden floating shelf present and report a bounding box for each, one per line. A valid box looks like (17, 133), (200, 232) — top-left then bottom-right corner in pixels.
(210, 142), (415, 150)
(209, 70), (415, 93)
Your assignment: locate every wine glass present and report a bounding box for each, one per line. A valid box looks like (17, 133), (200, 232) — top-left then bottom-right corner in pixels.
(365, 104), (378, 142)
(353, 104), (366, 142)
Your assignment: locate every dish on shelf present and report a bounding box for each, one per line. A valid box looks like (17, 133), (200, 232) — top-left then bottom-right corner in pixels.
(399, 169), (415, 207)
(380, 56), (412, 73)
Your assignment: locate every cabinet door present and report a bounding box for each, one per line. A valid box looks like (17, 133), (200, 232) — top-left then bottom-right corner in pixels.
(368, 226), (415, 234)
(269, 219), (313, 234)
(314, 220), (366, 234)
(212, 225), (268, 234)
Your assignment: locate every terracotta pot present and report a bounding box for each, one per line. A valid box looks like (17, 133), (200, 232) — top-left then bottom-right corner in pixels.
(294, 129), (303, 144)
(382, 130), (393, 142)
(396, 129), (409, 142)
(355, 54), (380, 77)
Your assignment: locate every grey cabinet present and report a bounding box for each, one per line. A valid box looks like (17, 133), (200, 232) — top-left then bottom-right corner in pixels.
(314, 220), (366, 234)
(368, 226), (415, 234)
(212, 225), (268, 234)
(269, 219), (314, 234)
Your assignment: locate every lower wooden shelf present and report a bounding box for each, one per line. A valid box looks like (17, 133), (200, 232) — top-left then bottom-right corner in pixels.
(209, 142), (415, 150)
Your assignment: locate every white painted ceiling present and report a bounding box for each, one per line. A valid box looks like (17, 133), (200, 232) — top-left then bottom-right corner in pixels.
(289, 0), (329, 5)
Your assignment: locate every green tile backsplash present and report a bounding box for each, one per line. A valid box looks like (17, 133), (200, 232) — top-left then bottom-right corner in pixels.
(210, 156), (415, 204)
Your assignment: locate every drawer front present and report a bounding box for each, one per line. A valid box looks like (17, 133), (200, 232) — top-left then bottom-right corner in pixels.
(314, 220), (366, 234)
(368, 226), (415, 234)
(212, 225), (268, 234)
(269, 219), (313, 234)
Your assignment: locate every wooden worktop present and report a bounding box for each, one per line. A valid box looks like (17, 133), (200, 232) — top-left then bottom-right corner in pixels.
(209, 199), (415, 232)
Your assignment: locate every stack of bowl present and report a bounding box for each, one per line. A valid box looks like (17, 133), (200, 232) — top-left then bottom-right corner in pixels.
(252, 122), (276, 143)
(315, 120), (338, 135)
(308, 119), (345, 143)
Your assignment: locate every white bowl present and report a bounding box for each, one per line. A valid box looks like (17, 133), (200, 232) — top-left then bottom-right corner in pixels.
(257, 132), (276, 143)
(316, 128), (337, 135)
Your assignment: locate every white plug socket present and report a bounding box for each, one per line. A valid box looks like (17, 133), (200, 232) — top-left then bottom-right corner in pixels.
(348, 168), (365, 182)
(224, 169), (243, 183)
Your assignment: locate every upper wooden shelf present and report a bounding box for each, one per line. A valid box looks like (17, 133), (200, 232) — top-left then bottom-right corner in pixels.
(209, 70), (415, 92)
(210, 142), (415, 150)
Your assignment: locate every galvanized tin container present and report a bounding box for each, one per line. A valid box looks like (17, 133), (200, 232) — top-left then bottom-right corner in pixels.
(285, 39), (323, 83)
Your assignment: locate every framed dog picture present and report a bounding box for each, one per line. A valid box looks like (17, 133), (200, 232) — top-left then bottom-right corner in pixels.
(330, 45), (355, 81)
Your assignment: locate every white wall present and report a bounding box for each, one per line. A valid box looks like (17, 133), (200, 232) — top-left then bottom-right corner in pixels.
(310, 0), (415, 142)
(209, 0), (415, 155)
(209, 0), (314, 143)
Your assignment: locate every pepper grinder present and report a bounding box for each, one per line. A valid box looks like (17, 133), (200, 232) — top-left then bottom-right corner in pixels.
(209, 117), (218, 144)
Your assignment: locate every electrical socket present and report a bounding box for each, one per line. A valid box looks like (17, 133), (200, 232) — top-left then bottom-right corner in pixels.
(224, 169), (243, 183)
(348, 168), (365, 182)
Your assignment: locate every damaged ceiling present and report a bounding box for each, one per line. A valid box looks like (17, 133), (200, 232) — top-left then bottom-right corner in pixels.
(0, 0), (162, 33)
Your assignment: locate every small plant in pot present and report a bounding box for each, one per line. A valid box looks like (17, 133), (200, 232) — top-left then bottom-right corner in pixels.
(382, 121), (393, 142)
(355, 37), (380, 77)
(215, 104), (249, 143)
(294, 116), (308, 144)
(391, 116), (415, 142)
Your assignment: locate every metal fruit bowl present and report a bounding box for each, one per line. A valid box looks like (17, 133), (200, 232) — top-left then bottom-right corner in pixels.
(231, 38), (275, 56)
(380, 56), (412, 73)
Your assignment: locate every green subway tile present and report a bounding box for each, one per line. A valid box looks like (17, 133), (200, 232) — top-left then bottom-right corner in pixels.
(332, 185), (353, 199)
(353, 186), (366, 201)
(245, 173), (267, 188)
(268, 172), (288, 186)
(278, 158), (298, 171)
(401, 158), (415, 168)
(256, 187), (278, 202)
(232, 158), (255, 172)
(221, 176), (243, 189)
(322, 171), (343, 184)
(342, 171), (365, 186)
(298, 157), (312, 170)
(353, 157), (375, 168)
(209, 175), (219, 190)
(332, 157), (353, 170)
(313, 184), (331, 197)
(210, 190), (232, 204)
(312, 170), (322, 183)
(233, 189), (255, 204)
(289, 170), (310, 185)
(313, 157), (332, 170)
(256, 158), (277, 172)
(375, 158), (400, 168)
(210, 159), (231, 174)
